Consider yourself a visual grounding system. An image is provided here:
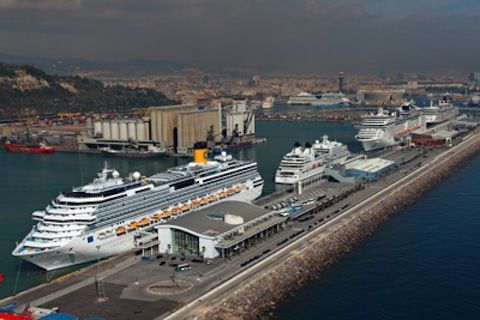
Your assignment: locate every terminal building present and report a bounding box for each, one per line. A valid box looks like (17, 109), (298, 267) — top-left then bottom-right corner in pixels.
(345, 158), (397, 181)
(156, 201), (287, 259)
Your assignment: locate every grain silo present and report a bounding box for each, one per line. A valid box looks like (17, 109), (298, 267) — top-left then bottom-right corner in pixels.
(102, 121), (111, 139)
(110, 121), (120, 140)
(119, 121), (128, 141)
(127, 122), (137, 140)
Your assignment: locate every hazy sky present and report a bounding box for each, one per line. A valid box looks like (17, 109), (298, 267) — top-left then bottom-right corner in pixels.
(0, 0), (479, 73)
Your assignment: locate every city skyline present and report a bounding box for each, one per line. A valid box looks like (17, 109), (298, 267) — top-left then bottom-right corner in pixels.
(0, 0), (479, 74)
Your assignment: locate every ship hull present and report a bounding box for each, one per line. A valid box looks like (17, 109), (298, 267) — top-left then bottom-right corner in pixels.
(5, 144), (55, 153)
(15, 184), (263, 271)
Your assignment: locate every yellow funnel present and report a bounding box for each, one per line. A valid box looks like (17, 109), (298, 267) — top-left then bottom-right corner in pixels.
(194, 148), (208, 164)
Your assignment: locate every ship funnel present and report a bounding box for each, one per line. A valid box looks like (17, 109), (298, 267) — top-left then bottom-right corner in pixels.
(305, 142), (312, 148)
(193, 142), (208, 164)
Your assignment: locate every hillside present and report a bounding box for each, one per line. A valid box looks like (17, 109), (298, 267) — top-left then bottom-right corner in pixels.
(0, 62), (174, 118)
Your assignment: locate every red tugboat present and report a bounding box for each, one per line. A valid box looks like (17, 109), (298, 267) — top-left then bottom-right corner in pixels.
(4, 140), (55, 153)
(4, 129), (55, 153)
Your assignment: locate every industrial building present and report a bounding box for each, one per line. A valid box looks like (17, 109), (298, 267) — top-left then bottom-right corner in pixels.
(150, 104), (221, 153)
(225, 100), (255, 138)
(92, 118), (150, 141)
(345, 158), (397, 181)
(156, 201), (287, 259)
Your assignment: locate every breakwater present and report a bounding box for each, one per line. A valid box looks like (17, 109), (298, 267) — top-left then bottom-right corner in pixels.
(201, 133), (480, 320)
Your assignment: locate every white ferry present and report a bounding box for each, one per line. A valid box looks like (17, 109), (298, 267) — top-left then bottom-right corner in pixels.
(12, 145), (263, 270)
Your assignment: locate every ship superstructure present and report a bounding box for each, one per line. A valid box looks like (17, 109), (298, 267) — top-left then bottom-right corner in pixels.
(355, 102), (424, 152)
(13, 146), (263, 270)
(420, 98), (459, 127)
(275, 135), (350, 184)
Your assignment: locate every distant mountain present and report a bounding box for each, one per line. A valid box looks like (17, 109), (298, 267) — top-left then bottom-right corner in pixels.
(0, 62), (175, 118)
(0, 52), (192, 76)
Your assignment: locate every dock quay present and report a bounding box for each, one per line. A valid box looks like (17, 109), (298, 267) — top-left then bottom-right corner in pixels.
(2, 128), (480, 320)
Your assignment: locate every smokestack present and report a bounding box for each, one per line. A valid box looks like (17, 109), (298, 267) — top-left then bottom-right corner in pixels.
(338, 72), (344, 93)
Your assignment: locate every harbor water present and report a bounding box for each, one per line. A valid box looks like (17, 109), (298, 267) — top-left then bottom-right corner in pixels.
(276, 153), (480, 320)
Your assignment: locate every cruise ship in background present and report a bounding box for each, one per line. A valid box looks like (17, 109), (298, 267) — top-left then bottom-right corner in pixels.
(275, 135), (350, 184)
(287, 92), (349, 106)
(12, 145), (263, 270)
(262, 96), (275, 109)
(355, 102), (425, 152)
(421, 97), (459, 127)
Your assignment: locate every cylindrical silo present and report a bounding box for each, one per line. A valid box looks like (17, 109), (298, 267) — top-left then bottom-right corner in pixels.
(102, 121), (111, 139)
(110, 121), (119, 140)
(127, 121), (137, 141)
(136, 121), (146, 141)
(119, 121), (128, 140)
(93, 121), (103, 137)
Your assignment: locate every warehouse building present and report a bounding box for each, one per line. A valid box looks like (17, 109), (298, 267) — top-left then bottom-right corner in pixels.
(156, 201), (287, 259)
(150, 104), (221, 153)
(345, 158), (397, 181)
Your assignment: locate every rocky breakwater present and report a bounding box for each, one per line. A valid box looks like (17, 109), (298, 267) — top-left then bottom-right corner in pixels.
(201, 132), (480, 320)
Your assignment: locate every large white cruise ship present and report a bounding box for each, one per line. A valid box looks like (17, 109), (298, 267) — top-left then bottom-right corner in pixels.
(275, 135), (350, 184)
(12, 146), (263, 271)
(355, 102), (425, 152)
(421, 98), (459, 127)
(287, 92), (349, 106)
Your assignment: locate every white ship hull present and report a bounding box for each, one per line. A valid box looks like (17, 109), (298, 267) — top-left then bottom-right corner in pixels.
(17, 185), (263, 271)
(358, 135), (395, 152)
(275, 165), (325, 185)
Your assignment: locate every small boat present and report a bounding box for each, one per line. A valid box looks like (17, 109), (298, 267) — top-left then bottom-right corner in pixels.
(200, 197), (209, 205)
(234, 185), (242, 193)
(151, 213), (162, 220)
(138, 217), (150, 227)
(227, 187), (235, 195)
(127, 221), (138, 231)
(181, 203), (191, 212)
(191, 199), (200, 207)
(172, 206), (181, 215)
(219, 190), (227, 198)
(116, 226), (126, 235)
(101, 145), (166, 158)
(162, 210), (171, 219)
(208, 194), (218, 202)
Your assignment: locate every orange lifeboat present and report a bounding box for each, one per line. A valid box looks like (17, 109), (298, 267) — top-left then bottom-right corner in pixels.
(234, 185), (242, 193)
(208, 194), (218, 202)
(162, 210), (172, 219)
(152, 212), (162, 220)
(116, 226), (126, 235)
(219, 190), (227, 198)
(172, 206), (181, 215)
(192, 199), (200, 207)
(138, 217), (150, 227)
(181, 203), (191, 212)
(127, 221), (138, 232)
(227, 187), (235, 195)
(200, 197), (209, 205)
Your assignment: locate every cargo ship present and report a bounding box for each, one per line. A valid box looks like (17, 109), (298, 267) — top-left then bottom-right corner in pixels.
(4, 140), (55, 153)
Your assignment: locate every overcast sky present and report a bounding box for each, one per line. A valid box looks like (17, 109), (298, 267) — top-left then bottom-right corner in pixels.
(0, 0), (479, 74)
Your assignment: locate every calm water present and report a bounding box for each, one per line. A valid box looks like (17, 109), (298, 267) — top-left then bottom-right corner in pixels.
(277, 154), (480, 320)
(0, 120), (358, 299)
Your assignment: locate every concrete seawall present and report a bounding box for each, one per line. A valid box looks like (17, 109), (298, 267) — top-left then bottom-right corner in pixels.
(201, 133), (480, 320)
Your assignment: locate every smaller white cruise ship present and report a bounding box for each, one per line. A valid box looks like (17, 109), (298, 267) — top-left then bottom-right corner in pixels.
(356, 102), (424, 152)
(421, 98), (459, 127)
(275, 135), (351, 185)
(287, 92), (349, 106)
